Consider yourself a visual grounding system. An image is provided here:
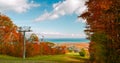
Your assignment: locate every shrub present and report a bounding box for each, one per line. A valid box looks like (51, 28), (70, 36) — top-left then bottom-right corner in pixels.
(79, 48), (86, 57)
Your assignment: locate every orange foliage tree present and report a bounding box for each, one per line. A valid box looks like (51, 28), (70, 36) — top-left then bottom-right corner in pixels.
(0, 14), (23, 57)
(80, 0), (120, 63)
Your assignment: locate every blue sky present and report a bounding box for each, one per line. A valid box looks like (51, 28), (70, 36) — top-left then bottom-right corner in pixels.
(0, 0), (88, 38)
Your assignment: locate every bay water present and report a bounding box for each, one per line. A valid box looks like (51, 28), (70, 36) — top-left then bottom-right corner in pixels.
(42, 38), (90, 43)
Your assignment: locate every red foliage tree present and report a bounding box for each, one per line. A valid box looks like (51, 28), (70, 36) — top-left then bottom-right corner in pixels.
(80, 0), (120, 63)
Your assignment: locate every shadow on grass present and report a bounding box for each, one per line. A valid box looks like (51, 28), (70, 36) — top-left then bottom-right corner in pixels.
(67, 55), (89, 63)
(0, 59), (88, 63)
(0, 60), (85, 63)
(0, 60), (59, 63)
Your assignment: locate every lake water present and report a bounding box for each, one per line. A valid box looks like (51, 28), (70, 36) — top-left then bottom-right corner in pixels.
(43, 38), (90, 43)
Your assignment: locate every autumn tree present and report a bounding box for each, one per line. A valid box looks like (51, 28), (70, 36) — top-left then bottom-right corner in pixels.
(0, 14), (19, 43)
(0, 14), (23, 57)
(80, 0), (120, 63)
(28, 33), (39, 42)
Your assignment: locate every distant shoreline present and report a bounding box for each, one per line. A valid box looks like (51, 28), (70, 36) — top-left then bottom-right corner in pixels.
(54, 42), (90, 44)
(54, 42), (89, 49)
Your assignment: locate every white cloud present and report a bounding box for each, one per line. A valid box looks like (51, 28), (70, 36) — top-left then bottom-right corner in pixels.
(35, 0), (88, 22)
(76, 18), (87, 23)
(0, 0), (40, 13)
(35, 12), (50, 21)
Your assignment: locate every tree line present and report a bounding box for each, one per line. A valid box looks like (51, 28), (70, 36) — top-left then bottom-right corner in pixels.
(0, 14), (66, 57)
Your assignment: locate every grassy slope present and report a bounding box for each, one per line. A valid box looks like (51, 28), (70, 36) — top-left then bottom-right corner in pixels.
(0, 53), (89, 63)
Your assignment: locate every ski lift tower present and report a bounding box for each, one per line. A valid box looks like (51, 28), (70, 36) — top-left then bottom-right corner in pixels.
(18, 26), (32, 59)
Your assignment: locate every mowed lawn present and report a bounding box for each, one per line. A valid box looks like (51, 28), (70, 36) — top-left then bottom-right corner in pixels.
(0, 53), (89, 63)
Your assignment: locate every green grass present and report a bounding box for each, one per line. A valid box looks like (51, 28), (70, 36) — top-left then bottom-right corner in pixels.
(0, 55), (21, 60)
(0, 53), (89, 63)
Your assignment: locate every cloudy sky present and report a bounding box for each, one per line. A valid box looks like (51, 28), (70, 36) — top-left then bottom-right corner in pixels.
(0, 0), (88, 38)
